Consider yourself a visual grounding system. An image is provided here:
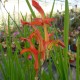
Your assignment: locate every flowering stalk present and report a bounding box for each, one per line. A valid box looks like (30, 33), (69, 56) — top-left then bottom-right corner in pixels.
(20, 0), (65, 79)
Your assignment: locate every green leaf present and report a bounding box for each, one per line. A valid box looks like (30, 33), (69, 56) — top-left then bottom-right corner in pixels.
(76, 36), (80, 80)
(25, 0), (36, 18)
(63, 0), (69, 80)
(50, 0), (55, 18)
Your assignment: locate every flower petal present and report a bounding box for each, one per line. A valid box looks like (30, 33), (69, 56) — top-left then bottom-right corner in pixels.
(33, 18), (42, 21)
(34, 54), (39, 71)
(57, 40), (65, 48)
(48, 39), (65, 50)
(44, 18), (55, 23)
(20, 37), (38, 53)
(48, 32), (54, 38)
(34, 18), (55, 26)
(31, 21), (43, 26)
(21, 19), (43, 26)
(43, 40), (53, 50)
(43, 18), (55, 26)
(21, 20), (30, 25)
(32, 0), (45, 17)
(20, 48), (31, 55)
(20, 37), (27, 42)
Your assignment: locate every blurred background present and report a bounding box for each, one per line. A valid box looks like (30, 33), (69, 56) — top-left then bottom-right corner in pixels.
(0, 0), (80, 16)
(0, 0), (80, 30)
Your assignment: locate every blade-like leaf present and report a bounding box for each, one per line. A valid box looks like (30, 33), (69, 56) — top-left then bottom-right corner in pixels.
(76, 36), (80, 80)
(63, 0), (69, 79)
(25, 0), (36, 18)
(50, 0), (55, 18)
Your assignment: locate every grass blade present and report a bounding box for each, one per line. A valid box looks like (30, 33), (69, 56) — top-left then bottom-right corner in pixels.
(76, 36), (80, 80)
(25, 0), (36, 18)
(63, 0), (69, 79)
(50, 0), (55, 18)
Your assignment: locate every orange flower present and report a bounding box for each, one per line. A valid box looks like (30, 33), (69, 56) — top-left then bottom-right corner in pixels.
(21, 0), (55, 42)
(20, 0), (65, 77)
(57, 40), (65, 48)
(48, 39), (65, 50)
(21, 17), (55, 26)
(21, 19), (43, 26)
(33, 18), (55, 26)
(29, 31), (45, 59)
(32, 0), (55, 42)
(20, 38), (39, 72)
(20, 28), (45, 61)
